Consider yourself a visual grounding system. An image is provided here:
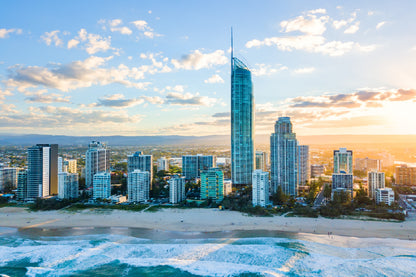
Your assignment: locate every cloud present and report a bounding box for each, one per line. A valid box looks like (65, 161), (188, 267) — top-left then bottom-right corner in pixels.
(6, 56), (153, 92)
(204, 74), (224, 84)
(67, 39), (80, 49)
(41, 30), (63, 46)
(24, 90), (70, 103)
(212, 112), (230, 118)
(280, 12), (329, 35)
(293, 67), (315, 74)
(0, 28), (22, 38)
(131, 20), (160, 38)
(171, 50), (228, 70)
(66, 29), (113, 54)
(252, 64), (288, 76)
(344, 22), (360, 34)
(165, 92), (217, 106)
(376, 21), (386, 30)
(332, 20), (348, 29)
(94, 93), (144, 108)
(100, 19), (133, 35)
(141, 95), (164, 104)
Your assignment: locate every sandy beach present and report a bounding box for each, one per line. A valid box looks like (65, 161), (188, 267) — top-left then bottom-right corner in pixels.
(0, 207), (415, 240)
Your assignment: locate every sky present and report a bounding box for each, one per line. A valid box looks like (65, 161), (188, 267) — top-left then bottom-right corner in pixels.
(1, 0), (416, 137)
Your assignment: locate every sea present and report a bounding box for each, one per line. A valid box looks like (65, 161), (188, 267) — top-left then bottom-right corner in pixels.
(0, 227), (415, 277)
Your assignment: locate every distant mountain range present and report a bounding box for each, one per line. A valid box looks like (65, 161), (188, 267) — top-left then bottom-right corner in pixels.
(1, 134), (416, 146)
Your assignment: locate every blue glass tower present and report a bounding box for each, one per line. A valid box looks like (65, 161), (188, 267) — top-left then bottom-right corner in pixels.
(231, 31), (255, 186)
(270, 117), (298, 196)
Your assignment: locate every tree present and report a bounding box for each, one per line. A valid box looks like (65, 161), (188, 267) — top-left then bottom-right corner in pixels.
(271, 186), (288, 206)
(2, 181), (14, 194)
(323, 184), (331, 200)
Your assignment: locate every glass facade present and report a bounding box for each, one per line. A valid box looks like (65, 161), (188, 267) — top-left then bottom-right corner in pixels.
(270, 117), (298, 196)
(333, 148), (353, 174)
(231, 57), (254, 186)
(200, 167), (224, 202)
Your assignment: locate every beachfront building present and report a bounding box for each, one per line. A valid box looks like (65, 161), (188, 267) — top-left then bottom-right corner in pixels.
(368, 171), (385, 199)
(127, 169), (150, 203)
(0, 167), (21, 192)
(395, 164), (416, 186)
(127, 151), (153, 180)
(58, 172), (79, 199)
(223, 180), (233, 196)
(333, 148), (353, 174)
(375, 188), (395, 206)
(27, 144), (58, 200)
(252, 170), (269, 207)
(231, 39), (255, 187)
(355, 157), (381, 172)
(182, 154), (215, 180)
(157, 157), (169, 172)
(16, 170), (27, 201)
(270, 117), (299, 196)
(200, 167), (224, 202)
(85, 141), (110, 188)
(168, 175), (186, 204)
(58, 158), (77, 174)
(298, 145), (310, 185)
(255, 151), (268, 171)
(93, 172), (111, 200)
(332, 173), (353, 199)
(311, 164), (325, 178)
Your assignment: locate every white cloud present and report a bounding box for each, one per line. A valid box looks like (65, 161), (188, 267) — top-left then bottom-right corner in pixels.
(24, 90), (70, 103)
(0, 28), (22, 38)
(252, 64), (288, 76)
(280, 13), (329, 35)
(332, 20), (348, 29)
(171, 50), (228, 70)
(67, 39), (80, 49)
(93, 93), (145, 108)
(67, 29), (113, 54)
(165, 92), (217, 106)
(100, 19), (133, 35)
(344, 22), (360, 34)
(293, 67), (316, 74)
(109, 19), (122, 27)
(376, 21), (386, 30)
(131, 20), (160, 38)
(204, 74), (224, 84)
(41, 30), (63, 46)
(308, 9), (326, 14)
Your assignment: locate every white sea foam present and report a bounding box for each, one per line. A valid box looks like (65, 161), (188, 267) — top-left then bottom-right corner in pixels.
(0, 235), (415, 276)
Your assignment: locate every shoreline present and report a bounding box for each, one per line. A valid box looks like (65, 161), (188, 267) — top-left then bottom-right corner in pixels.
(0, 207), (415, 240)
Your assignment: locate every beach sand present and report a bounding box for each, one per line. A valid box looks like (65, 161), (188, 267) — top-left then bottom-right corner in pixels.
(0, 207), (415, 240)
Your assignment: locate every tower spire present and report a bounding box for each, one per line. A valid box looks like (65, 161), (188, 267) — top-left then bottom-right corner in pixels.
(231, 27), (234, 69)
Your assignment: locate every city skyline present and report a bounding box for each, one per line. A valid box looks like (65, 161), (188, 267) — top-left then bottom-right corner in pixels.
(1, 1), (416, 136)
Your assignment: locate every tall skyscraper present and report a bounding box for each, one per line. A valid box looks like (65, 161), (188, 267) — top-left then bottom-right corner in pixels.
(58, 172), (79, 199)
(93, 172), (111, 200)
(252, 170), (269, 207)
(27, 144), (58, 199)
(127, 151), (153, 188)
(255, 151), (268, 171)
(85, 141), (110, 188)
(182, 154), (215, 180)
(333, 148), (353, 174)
(368, 171), (385, 199)
(270, 117), (298, 196)
(231, 32), (254, 187)
(200, 167), (224, 202)
(169, 175), (186, 204)
(298, 145), (310, 185)
(127, 169), (150, 203)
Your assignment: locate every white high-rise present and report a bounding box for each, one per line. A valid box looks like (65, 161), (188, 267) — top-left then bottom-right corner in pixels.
(252, 170), (269, 207)
(93, 172), (111, 200)
(157, 157), (170, 172)
(298, 145), (309, 185)
(58, 172), (79, 199)
(128, 169), (150, 203)
(375, 188), (394, 205)
(169, 175), (186, 204)
(368, 171), (385, 199)
(85, 141), (110, 188)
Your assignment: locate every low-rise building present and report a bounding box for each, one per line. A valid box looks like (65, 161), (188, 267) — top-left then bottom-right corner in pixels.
(375, 188), (394, 206)
(168, 175), (186, 204)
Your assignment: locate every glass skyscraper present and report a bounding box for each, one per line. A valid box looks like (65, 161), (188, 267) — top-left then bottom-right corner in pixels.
(231, 35), (254, 187)
(270, 117), (298, 196)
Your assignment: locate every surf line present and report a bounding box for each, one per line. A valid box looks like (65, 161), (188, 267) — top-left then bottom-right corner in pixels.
(20, 219), (60, 230)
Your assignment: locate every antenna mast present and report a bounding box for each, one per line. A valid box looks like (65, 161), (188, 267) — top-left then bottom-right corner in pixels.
(231, 27), (234, 70)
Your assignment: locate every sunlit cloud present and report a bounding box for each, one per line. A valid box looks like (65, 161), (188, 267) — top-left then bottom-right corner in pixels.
(171, 50), (228, 70)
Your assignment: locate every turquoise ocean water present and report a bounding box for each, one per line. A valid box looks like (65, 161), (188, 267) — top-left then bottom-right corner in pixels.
(0, 227), (415, 276)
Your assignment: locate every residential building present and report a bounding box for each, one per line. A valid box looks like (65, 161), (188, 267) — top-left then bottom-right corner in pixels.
(375, 188), (395, 206)
(58, 172), (79, 199)
(311, 164), (325, 178)
(231, 36), (254, 187)
(368, 171), (385, 199)
(93, 172), (111, 200)
(252, 170), (269, 207)
(355, 157), (381, 172)
(64, 159), (77, 173)
(255, 151), (268, 171)
(127, 169), (150, 203)
(168, 175), (186, 204)
(200, 167), (224, 202)
(395, 164), (416, 186)
(85, 141), (110, 188)
(182, 155), (215, 180)
(223, 180), (233, 196)
(128, 151), (153, 188)
(333, 148), (353, 174)
(16, 170), (27, 201)
(27, 144), (58, 200)
(332, 173), (353, 198)
(270, 117), (298, 196)
(157, 157), (169, 172)
(298, 145), (310, 185)
(0, 167), (20, 192)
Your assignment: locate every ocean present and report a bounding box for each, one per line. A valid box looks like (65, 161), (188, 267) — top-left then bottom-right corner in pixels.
(0, 227), (415, 276)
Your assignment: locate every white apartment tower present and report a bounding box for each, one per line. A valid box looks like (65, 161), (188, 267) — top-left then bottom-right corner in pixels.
(93, 172), (111, 200)
(252, 170), (269, 207)
(85, 141), (110, 188)
(368, 171), (385, 199)
(169, 175), (186, 204)
(128, 169), (150, 203)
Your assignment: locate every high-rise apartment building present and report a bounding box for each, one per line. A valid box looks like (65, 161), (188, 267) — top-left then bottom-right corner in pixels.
(58, 172), (79, 199)
(298, 145), (310, 185)
(169, 175), (186, 204)
(255, 151), (268, 171)
(200, 167), (224, 202)
(58, 157), (77, 174)
(93, 172), (111, 200)
(127, 169), (150, 203)
(367, 171), (385, 199)
(85, 141), (110, 188)
(231, 35), (254, 187)
(311, 164), (325, 178)
(182, 155), (215, 180)
(27, 144), (58, 199)
(157, 157), (169, 172)
(333, 148), (353, 174)
(17, 170), (27, 201)
(395, 164), (416, 186)
(252, 170), (269, 207)
(270, 117), (298, 196)
(0, 167), (20, 192)
(127, 151), (153, 189)
(355, 157), (381, 172)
